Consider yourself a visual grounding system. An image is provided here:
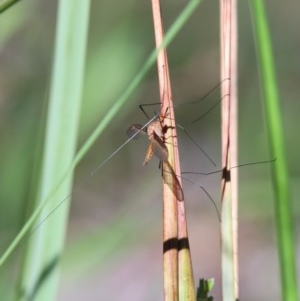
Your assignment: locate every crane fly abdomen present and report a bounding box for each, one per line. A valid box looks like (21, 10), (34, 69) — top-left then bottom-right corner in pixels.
(143, 142), (154, 166)
(143, 135), (169, 165)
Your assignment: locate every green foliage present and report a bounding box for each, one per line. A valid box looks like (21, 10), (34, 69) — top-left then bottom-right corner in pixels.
(14, 1), (91, 301)
(0, 0), (21, 13)
(196, 278), (214, 301)
(250, 1), (298, 300)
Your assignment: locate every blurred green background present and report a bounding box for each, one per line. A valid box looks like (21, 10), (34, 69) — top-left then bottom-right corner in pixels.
(0, 0), (299, 300)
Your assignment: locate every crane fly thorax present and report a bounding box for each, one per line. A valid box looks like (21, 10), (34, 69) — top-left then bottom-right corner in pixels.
(143, 117), (169, 165)
(147, 119), (163, 141)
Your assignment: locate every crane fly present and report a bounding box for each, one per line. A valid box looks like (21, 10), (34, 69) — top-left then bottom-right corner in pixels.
(34, 82), (223, 229)
(6, 82), (223, 263)
(127, 116), (184, 202)
(125, 81), (229, 204)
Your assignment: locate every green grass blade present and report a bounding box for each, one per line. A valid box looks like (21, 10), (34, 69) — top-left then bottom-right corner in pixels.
(250, 1), (298, 300)
(0, 0), (21, 13)
(15, 1), (91, 300)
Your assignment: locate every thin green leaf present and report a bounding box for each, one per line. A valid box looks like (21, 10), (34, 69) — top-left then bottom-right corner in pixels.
(15, 1), (91, 300)
(0, 0), (21, 13)
(196, 278), (214, 301)
(250, 1), (298, 301)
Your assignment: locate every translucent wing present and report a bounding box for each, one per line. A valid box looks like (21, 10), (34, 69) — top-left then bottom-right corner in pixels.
(162, 161), (184, 202)
(126, 124), (147, 140)
(150, 132), (168, 162)
(152, 133), (184, 201)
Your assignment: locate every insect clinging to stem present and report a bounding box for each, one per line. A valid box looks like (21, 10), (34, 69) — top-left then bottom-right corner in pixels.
(127, 108), (184, 202)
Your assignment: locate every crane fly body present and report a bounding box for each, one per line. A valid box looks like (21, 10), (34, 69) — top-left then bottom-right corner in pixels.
(127, 117), (168, 165)
(143, 118), (168, 165)
(127, 116), (184, 201)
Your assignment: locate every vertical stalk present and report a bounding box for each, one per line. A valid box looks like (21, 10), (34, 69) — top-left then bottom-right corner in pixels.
(220, 0), (238, 300)
(151, 2), (178, 300)
(151, 1), (196, 301)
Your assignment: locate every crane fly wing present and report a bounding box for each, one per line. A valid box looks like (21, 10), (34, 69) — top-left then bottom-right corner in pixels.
(162, 161), (184, 201)
(127, 124), (147, 140)
(151, 133), (184, 201)
(151, 132), (168, 162)
(143, 133), (167, 165)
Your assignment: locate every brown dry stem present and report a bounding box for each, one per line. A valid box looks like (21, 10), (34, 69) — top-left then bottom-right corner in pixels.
(150, 1), (195, 301)
(220, 0), (238, 300)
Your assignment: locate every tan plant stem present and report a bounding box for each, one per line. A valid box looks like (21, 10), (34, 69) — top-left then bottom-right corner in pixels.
(220, 0), (238, 300)
(150, 1), (195, 301)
